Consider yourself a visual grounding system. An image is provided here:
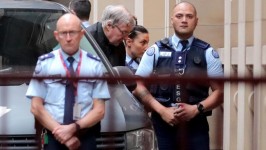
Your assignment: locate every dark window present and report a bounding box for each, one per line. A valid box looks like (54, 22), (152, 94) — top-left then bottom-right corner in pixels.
(0, 9), (64, 84)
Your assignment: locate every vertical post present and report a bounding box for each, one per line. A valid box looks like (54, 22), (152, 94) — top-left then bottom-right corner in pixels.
(223, 0), (237, 150)
(164, 0), (170, 37)
(237, 0), (253, 150)
(253, 0), (265, 149)
(92, 0), (98, 24)
(135, 0), (144, 25)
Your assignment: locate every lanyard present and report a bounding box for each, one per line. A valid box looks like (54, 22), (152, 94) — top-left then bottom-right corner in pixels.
(59, 50), (82, 96)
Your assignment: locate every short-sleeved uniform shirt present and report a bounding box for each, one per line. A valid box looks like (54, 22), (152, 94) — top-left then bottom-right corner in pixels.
(26, 49), (110, 124)
(135, 35), (223, 78)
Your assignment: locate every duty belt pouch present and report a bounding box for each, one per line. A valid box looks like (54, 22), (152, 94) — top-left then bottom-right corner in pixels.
(156, 97), (172, 107)
(150, 74), (173, 107)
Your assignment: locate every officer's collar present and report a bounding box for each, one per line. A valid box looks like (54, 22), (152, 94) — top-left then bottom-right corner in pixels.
(60, 48), (81, 62)
(172, 34), (194, 48)
(125, 54), (132, 63)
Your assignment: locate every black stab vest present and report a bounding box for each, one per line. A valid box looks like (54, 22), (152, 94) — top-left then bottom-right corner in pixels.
(150, 38), (211, 110)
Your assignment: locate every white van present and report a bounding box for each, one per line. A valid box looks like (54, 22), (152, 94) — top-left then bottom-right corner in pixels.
(0, 0), (157, 149)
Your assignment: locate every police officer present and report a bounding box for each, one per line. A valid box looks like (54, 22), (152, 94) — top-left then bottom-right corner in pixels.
(26, 13), (110, 150)
(69, 0), (91, 28)
(134, 2), (223, 150)
(125, 25), (149, 73)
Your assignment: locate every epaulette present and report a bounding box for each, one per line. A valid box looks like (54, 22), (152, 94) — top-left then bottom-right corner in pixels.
(87, 53), (101, 61)
(38, 53), (54, 61)
(193, 38), (210, 50)
(161, 37), (170, 45)
(155, 37), (173, 49)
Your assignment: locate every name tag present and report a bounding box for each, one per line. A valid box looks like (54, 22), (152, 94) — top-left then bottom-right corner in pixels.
(73, 103), (81, 120)
(159, 52), (172, 57)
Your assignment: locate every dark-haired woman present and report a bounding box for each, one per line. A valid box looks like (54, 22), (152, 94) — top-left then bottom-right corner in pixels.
(125, 25), (149, 72)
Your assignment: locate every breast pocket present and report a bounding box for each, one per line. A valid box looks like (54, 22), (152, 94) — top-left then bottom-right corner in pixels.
(77, 80), (95, 102)
(44, 79), (66, 103)
(44, 78), (65, 85)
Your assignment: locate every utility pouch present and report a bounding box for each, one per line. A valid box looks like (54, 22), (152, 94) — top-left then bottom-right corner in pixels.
(155, 97), (174, 107)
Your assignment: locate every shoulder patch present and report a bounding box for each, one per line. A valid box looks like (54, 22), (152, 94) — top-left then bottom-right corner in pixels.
(34, 62), (42, 74)
(38, 53), (54, 61)
(87, 53), (101, 61)
(155, 37), (175, 52)
(146, 47), (155, 56)
(193, 38), (210, 50)
(212, 49), (220, 58)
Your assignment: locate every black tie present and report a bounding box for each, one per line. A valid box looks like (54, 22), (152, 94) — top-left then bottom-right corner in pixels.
(180, 40), (188, 51)
(63, 57), (75, 124)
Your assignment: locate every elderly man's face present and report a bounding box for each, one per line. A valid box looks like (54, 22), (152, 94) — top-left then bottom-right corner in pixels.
(106, 23), (133, 46)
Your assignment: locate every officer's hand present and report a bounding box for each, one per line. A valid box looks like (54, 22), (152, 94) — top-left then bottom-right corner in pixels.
(174, 103), (198, 122)
(159, 107), (179, 126)
(65, 136), (80, 150)
(52, 124), (76, 144)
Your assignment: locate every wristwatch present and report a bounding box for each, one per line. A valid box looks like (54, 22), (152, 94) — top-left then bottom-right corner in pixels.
(74, 122), (80, 132)
(197, 103), (205, 114)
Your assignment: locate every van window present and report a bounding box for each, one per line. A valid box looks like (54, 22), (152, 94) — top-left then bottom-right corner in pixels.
(0, 9), (107, 85)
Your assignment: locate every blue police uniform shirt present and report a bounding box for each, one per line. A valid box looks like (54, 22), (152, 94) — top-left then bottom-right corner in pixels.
(135, 34), (224, 77)
(26, 48), (110, 124)
(125, 54), (139, 71)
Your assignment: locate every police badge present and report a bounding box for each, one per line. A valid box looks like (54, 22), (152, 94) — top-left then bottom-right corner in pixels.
(146, 47), (155, 56)
(212, 49), (220, 58)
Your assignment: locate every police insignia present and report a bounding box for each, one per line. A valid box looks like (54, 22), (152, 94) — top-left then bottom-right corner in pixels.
(146, 47), (155, 56)
(38, 53), (54, 61)
(87, 53), (100, 61)
(212, 49), (219, 58)
(34, 62), (42, 74)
